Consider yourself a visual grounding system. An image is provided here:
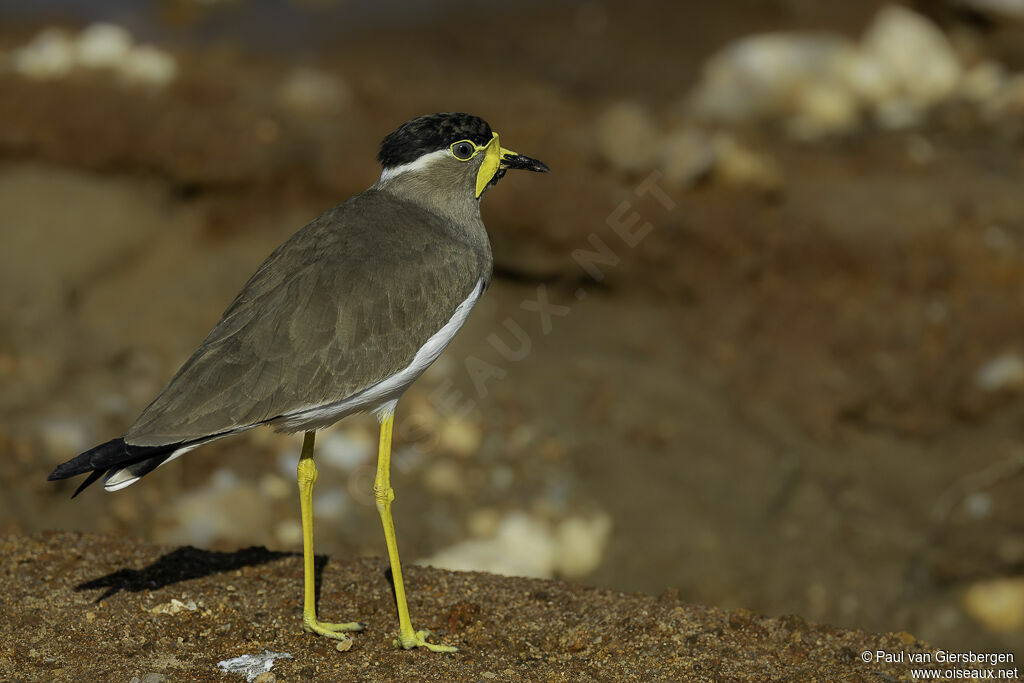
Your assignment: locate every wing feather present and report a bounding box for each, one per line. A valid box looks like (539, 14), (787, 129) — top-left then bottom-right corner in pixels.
(126, 192), (490, 446)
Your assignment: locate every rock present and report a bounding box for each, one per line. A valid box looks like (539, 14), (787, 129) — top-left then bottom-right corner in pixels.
(119, 45), (178, 87)
(989, 73), (1024, 117)
(148, 598), (198, 615)
(422, 511), (558, 578)
(963, 492), (993, 520)
(273, 519), (303, 547)
(311, 486), (348, 520)
(786, 81), (861, 140)
(423, 459), (464, 497)
(594, 102), (660, 173)
(155, 469), (272, 548)
(140, 674), (169, 683)
(556, 513), (612, 578)
(687, 32), (859, 132)
(437, 416), (483, 458)
(468, 508), (501, 538)
(835, 49), (890, 105)
(258, 473), (292, 501)
(960, 61), (1007, 103)
(10, 24), (177, 87)
(422, 510), (612, 579)
(685, 5), (983, 136)
(712, 134), (785, 192)
(39, 416), (92, 459)
(973, 352), (1024, 392)
(861, 5), (963, 125)
(318, 429), (374, 471)
(11, 29), (76, 80)
(962, 577), (1024, 631)
(658, 128), (717, 187)
(75, 23), (133, 70)
(276, 68), (351, 117)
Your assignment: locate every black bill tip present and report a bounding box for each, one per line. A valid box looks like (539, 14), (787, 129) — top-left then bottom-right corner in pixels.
(501, 153), (550, 173)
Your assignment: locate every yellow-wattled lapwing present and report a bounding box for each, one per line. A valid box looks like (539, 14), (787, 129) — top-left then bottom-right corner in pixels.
(48, 112), (548, 652)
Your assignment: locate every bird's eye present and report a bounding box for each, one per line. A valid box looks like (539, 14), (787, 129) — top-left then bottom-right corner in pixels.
(450, 141), (476, 160)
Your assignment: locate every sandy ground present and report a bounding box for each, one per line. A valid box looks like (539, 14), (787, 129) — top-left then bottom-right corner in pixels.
(0, 531), (943, 682)
(1, 0), (1023, 675)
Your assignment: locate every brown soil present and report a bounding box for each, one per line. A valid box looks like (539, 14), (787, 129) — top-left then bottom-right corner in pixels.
(0, 531), (934, 682)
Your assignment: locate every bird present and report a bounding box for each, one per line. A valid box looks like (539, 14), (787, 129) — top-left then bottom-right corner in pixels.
(48, 112), (549, 652)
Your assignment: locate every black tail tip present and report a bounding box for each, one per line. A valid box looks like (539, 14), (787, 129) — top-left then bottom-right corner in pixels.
(46, 437), (130, 496)
(48, 462), (79, 482)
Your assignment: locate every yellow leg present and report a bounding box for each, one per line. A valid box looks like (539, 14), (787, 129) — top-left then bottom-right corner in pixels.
(374, 410), (457, 652)
(297, 430), (363, 641)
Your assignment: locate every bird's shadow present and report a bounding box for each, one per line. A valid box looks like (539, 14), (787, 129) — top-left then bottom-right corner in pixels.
(75, 545), (329, 607)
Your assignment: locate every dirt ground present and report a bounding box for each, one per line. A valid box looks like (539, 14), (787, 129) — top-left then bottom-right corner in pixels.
(0, 531), (944, 681)
(1, 0), (1023, 676)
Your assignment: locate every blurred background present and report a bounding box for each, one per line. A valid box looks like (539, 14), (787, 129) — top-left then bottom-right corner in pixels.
(2, 0), (1023, 661)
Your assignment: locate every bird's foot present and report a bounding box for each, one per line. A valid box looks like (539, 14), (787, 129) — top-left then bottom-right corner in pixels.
(393, 628), (458, 653)
(303, 616), (364, 640)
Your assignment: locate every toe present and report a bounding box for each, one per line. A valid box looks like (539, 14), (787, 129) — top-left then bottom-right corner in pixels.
(304, 618), (363, 640)
(393, 629), (458, 652)
(320, 621), (364, 632)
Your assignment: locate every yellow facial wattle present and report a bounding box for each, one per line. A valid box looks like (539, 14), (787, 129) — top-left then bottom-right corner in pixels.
(475, 132), (501, 198)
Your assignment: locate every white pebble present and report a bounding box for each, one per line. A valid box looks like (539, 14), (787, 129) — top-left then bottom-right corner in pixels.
(658, 128), (717, 187)
(962, 577), (1024, 631)
(861, 5), (963, 108)
(423, 460), (463, 497)
(963, 492), (993, 520)
(594, 102), (660, 174)
(148, 598), (198, 615)
(974, 352), (1024, 392)
(40, 417), (92, 456)
(684, 5), (985, 137)
(12, 29), (75, 80)
(960, 60), (1007, 103)
(277, 67), (351, 116)
(836, 51), (891, 104)
(687, 33), (854, 124)
(258, 473), (292, 501)
(313, 487), (348, 519)
(318, 430), (374, 471)
(873, 98), (925, 130)
(438, 416), (482, 458)
(274, 519), (303, 547)
(985, 73), (1024, 119)
(421, 511), (557, 578)
(118, 44), (178, 86)
(556, 514), (612, 577)
(421, 510), (611, 579)
(75, 23), (133, 69)
(787, 82), (861, 139)
(712, 134), (784, 192)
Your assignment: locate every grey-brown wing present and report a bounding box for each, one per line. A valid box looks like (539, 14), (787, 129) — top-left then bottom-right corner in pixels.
(125, 194), (489, 446)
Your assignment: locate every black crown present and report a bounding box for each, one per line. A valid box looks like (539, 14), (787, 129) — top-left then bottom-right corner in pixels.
(378, 113), (493, 168)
